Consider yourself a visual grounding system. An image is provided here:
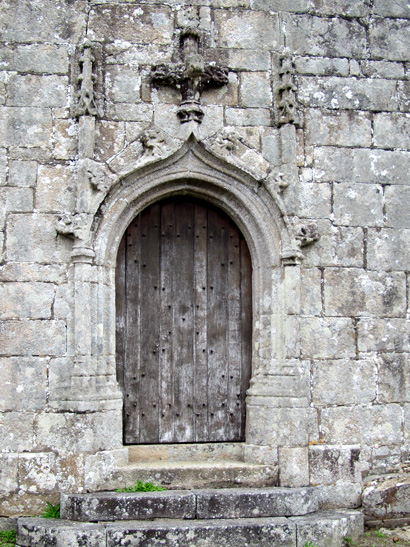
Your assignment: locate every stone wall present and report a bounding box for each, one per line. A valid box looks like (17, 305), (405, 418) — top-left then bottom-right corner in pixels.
(0, 0), (409, 516)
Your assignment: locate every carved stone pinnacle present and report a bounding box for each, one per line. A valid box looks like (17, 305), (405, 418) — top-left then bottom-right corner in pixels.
(75, 40), (98, 118)
(277, 54), (300, 126)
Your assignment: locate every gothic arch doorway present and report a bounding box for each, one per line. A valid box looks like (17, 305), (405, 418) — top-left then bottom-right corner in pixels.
(116, 196), (252, 444)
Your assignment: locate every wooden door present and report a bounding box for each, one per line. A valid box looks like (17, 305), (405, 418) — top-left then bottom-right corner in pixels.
(116, 197), (252, 444)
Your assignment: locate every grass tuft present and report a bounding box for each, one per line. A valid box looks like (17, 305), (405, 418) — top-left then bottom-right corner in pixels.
(41, 502), (60, 519)
(0, 530), (16, 546)
(116, 480), (166, 493)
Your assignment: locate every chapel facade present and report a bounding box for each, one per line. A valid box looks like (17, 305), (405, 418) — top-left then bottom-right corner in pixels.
(0, 0), (410, 523)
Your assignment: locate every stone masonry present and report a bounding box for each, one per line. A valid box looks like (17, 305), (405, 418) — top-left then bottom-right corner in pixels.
(0, 0), (409, 522)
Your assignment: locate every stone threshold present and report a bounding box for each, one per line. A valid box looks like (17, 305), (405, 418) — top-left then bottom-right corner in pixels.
(99, 442), (278, 490)
(127, 442), (246, 463)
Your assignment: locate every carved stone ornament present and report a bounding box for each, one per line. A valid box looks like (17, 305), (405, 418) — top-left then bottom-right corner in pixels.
(204, 127), (272, 184)
(140, 129), (168, 158)
(295, 223), (320, 247)
(212, 127), (239, 154)
(280, 223), (320, 265)
(55, 212), (91, 241)
(151, 28), (229, 124)
(265, 169), (290, 193)
(84, 159), (114, 194)
(277, 54), (300, 126)
(107, 126), (183, 178)
(75, 39), (98, 118)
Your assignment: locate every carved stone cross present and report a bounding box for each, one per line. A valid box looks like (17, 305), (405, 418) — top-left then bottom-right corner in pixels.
(151, 29), (229, 124)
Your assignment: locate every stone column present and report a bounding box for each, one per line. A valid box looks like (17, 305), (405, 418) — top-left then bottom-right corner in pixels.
(55, 41), (122, 420)
(244, 52), (311, 483)
(245, 259), (310, 484)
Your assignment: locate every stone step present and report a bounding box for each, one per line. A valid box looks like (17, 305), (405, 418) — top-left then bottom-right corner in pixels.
(128, 442), (245, 463)
(16, 510), (364, 547)
(102, 460), (278, 490)
(61, 486), (320, 522)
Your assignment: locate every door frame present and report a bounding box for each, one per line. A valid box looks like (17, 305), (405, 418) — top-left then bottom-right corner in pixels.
(66, 136), (310, 473)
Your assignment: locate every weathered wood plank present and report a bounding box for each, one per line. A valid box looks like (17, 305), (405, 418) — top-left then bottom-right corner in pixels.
(173, 201), (195, 442)
(139, 205), (161, 442)
(207, 208), (228, 441)
(240, 237), (252, 440)
(123, 218), (141, 444)
(227, 222), (242, 441)
(193, 203), (208, 442)
(159, 201), (175, 442)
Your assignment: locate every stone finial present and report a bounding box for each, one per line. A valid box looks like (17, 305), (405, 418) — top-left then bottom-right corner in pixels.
(151, 28), (229, 124)
(75, 39), (98, 118)
(277, 54), (300, 126)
